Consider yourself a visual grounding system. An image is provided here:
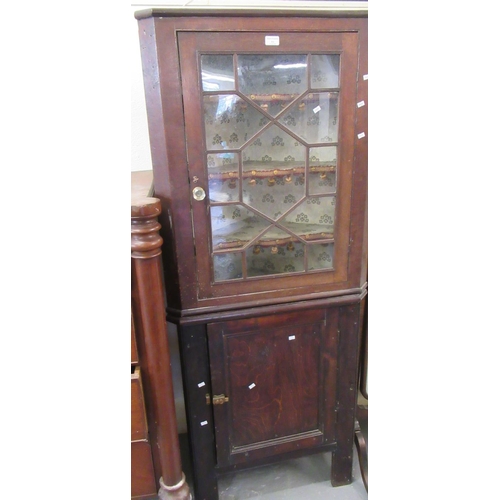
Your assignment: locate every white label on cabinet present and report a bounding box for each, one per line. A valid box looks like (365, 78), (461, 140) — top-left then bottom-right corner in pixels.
(363, 74), (368, 80)
(357, 132), (366, 139)
(198, 382), (205, 388)
(249, 383), (256, 389)
(200, 420), (208, 426)
(289, 335), (296, 340)
(313, 105), (321, 114)
(357, 101), (365, 108)
(265, 35), (280, 46)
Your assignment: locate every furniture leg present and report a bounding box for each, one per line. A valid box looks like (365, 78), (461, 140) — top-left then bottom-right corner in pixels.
(176, 322), (219, 500)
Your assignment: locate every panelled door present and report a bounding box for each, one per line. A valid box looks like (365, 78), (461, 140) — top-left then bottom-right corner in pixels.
(207, 309), (339, 466)
(178, 30), (360, 302)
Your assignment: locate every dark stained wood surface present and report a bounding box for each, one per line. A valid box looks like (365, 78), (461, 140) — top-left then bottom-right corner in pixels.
(177, 322), (219, 499)
(357, 23), (369, 289)
(135, 7), (368, 20)
(359, 295), (368, 400)
(176, 299), (363, 498)
(356, 294), (368, 491)
(137, 16), (196, 312)
(168, 287), (367, 325)
(208, 310), (328, 465)
(322, 307), (340, 443)
(331, 303), (360, 486)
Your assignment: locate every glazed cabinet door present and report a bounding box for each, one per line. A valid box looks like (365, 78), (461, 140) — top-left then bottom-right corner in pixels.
(178, 30), (362, 305)
(207, 308), (339, 467)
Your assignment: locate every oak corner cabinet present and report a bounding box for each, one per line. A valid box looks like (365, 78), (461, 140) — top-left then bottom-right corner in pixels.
(135, 7), (367, 499)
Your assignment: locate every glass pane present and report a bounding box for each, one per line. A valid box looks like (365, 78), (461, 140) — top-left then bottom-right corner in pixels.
(204, 94), (270, 150)
(311, 55), (340, 89)
(238, 54), (307, 116)
(279, 92), (339, 144)
(281, 197), (336, 241)
(308, 243), (335, 271)
(242, 124), (305, 220)
(201, 55), (235, 91)
(199, 53), (342, 280)
(309, 146), (337, 195)
(246, 227), (305, 277)
(213, 253), (242, 281)
(211, 205), (270, 251)
(207, 153), (240, 203)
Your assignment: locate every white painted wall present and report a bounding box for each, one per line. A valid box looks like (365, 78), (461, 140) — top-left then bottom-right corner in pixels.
(131, 5), (154, 172)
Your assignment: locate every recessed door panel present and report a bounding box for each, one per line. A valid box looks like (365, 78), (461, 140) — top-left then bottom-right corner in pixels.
(207, 309), (338, 466)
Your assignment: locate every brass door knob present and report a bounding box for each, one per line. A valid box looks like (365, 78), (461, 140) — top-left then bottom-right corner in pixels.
(192, 186), (206, 201)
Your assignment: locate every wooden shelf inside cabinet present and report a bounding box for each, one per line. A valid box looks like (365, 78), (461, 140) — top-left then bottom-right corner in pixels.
(204, 92), (339, 104)
(208, 160), (336, 182)
(212, 220), (334, 251)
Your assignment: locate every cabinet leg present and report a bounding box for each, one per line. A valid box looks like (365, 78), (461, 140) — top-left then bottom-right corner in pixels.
(330, 440), (354, 486)
(331, 304), (359, 487)
(176, 323), (219, 500)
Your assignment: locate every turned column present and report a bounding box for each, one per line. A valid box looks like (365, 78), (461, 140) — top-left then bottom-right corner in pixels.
(131, 196), (191, 500)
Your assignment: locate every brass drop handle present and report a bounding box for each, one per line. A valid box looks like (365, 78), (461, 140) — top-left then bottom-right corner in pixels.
(192, 186), (206, 201)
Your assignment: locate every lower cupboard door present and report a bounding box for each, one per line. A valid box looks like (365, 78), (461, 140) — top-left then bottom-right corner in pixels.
(207, 308), (338, 467)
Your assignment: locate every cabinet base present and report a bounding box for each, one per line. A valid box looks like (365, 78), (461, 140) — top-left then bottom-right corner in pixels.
(176, 299), (361, 500)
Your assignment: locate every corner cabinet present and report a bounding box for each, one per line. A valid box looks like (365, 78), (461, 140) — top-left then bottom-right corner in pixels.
(135, 8), (367, 499)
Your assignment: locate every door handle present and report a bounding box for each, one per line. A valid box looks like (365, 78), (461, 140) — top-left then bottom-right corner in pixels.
(206, 393), (229, 405)
(192, 186), (206, 201)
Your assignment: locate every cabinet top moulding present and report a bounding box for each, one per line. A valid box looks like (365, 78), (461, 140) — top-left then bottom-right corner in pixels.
(134, 5), (368, 20)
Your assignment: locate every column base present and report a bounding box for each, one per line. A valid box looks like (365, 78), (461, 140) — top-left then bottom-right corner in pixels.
(158, 474), (192, 500)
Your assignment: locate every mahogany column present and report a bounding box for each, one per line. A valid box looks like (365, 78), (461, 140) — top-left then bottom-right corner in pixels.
(131, 196), (191, 500)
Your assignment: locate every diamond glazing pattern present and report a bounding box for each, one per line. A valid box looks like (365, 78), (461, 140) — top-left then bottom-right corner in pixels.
(200, 53), (340, 280)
